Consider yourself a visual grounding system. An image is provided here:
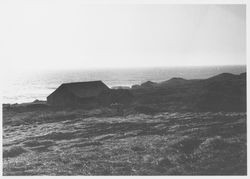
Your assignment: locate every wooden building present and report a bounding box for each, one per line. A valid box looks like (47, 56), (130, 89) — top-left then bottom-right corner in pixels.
(47, 81), (110, 107)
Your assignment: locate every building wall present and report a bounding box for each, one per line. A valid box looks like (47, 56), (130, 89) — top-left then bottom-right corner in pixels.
(47, 86), (102, 107)
(47, 85), (133, 107)
(47, 87), (78, 106)
(78, 97), (100, 108)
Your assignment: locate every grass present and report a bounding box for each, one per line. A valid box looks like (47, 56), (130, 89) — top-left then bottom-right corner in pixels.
(2, 107), (247, 175)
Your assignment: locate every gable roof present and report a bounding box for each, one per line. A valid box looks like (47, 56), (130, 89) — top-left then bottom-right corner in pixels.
(51, 80), (110, 98)
(63, 81), (110, 98)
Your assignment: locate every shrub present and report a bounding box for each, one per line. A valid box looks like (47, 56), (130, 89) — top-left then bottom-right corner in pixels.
(172, 136), (203, 154)
(198, 136), (231, 151)
(3, 146), (27, 158)
(23, 140), (54, 147)
(41, 131), (76, 140)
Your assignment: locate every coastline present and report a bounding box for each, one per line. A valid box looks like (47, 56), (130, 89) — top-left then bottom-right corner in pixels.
(2, 65), (246, 104)
(2, 71), (247, 175)
(3, 71), (246, 113)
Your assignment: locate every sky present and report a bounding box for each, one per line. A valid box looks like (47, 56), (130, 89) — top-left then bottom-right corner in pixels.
(0, 1), (246, 71)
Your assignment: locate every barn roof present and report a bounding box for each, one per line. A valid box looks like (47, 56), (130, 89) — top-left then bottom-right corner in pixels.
(60, 80), (110, 98)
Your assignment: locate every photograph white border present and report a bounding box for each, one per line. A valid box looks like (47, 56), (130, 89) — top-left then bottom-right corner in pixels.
(0, 0), (247, 178)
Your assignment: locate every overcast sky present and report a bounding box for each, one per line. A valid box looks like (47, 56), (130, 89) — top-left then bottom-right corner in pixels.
(0, 1), (246, 71)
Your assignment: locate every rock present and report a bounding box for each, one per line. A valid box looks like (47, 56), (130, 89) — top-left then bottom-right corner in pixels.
(143, 154), (154, 163)
(131, 146), (145, 152)
(157, 157), (173, 167)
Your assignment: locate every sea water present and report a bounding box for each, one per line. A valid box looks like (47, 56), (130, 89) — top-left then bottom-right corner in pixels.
(2, 66), (246, 104)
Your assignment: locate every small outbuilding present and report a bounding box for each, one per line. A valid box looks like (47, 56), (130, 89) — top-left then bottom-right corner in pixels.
(47, 81), (110, 107)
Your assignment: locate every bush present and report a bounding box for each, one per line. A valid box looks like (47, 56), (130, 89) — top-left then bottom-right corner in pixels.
(198, 136), (232, 151)
(23, 140), (54, 147)
(3, 146), (27, 158)
(40, 131), (76, 140)
(172, 136), (203, 154)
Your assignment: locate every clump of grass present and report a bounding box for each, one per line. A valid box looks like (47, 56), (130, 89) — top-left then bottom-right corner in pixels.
(40, 131), (76, 140)
(22, 140), (41, 147)
(192, 136), (247, 175)
(154, 157), (176, 173)
(3, 146), (27, 158)
(36, 111), (78, 123)
(131, 146), (145, 152)
(171, 136), (203, 154)
(23, 140), (54, 147)
(197, 136), (239, 152)
(72, 141), (102, 148)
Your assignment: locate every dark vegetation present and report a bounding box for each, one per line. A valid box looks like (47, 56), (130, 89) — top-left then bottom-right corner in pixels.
(2, 72), (247, 175)
(131, 72), (246, 112)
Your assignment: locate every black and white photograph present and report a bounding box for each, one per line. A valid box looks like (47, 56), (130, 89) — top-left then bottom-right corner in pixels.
(0, 0), (247, 176)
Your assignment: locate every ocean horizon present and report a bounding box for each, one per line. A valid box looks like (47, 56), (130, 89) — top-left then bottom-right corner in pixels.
(2, 65), (246, 104)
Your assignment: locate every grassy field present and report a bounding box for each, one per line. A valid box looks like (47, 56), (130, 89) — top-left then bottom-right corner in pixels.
(2, 106), (247, 175)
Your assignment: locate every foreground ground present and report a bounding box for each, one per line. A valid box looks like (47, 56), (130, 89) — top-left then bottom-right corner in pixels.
(2, 107), (247, 175)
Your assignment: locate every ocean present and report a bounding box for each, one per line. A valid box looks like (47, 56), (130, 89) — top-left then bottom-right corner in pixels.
(2, 66), (246, 104)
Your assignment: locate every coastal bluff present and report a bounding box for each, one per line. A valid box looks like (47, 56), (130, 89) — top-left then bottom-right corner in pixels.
(2, 72), (247, 175)
(3, 72), (246, 113)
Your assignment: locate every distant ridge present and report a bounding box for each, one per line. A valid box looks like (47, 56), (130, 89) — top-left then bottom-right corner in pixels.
(131, 72), (246, 112)
(206, 73), (238, 81)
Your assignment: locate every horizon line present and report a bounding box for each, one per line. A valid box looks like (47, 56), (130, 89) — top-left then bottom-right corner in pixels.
(9, 64), (246, 73)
